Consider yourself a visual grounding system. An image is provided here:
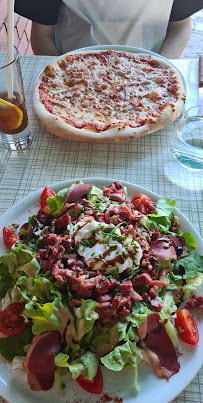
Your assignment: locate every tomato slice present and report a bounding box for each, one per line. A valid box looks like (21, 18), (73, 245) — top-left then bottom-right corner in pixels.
(40, 187), (56, 211)
(0, 303), (28, 336)
(131, 194), (156, 215)
(76, 367), (103, 394)
(3, 227), (19, 249)
(175, 309), (199, 345)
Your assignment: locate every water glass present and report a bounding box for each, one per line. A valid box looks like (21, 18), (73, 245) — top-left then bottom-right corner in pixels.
(171, 106), (203, 170)
(0, 42), (32, 150)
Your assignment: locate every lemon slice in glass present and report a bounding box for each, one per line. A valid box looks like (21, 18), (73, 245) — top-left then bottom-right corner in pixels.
(0, 98), (23, 131)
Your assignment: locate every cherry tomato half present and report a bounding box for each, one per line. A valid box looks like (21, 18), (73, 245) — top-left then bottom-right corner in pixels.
(76, 367), (103, 394)
(40, 187), (56, 211)
(131, 194), (156, 215)
(0, 303), (28, 336)
(175, 309), (199, 345)
(3, 227), (19, 249)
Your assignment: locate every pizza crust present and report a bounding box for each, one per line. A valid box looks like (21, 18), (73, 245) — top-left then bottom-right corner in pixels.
(33, 50), (186, 143)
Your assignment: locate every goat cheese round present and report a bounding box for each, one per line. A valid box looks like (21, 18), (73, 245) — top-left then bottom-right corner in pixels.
(71, 217), (142, 274)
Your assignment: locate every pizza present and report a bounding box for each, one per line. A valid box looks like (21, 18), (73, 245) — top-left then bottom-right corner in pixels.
(33, 49), (186, 142)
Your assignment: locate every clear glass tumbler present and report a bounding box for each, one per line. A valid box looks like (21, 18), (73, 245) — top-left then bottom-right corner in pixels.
(171, 105), (203, 171)
(0, 42), (32, 150)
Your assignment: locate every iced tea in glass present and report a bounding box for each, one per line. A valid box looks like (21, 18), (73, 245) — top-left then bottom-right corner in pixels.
(0, 42), (31, 150)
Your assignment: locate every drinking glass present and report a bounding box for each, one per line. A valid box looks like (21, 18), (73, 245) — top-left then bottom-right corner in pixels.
(0, 42), (32, 150)
(171, 106), (203, 170)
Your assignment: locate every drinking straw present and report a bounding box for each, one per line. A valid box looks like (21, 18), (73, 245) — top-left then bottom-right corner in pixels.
(7, 0), (14, 101)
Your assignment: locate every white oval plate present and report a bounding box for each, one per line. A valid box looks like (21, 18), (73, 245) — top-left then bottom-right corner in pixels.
(72, 45), (189, 98)
(0, 178), (202, 403)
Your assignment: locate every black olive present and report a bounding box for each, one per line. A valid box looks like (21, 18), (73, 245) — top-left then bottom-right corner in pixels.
(178, 264), (185, 276)
(176, 246), (183, 257)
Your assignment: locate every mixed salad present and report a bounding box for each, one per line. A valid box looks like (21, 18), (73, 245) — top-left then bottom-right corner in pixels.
(0, 180), (202, 396)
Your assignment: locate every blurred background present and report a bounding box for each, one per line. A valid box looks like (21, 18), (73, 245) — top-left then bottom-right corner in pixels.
(0, 0), (202, 58)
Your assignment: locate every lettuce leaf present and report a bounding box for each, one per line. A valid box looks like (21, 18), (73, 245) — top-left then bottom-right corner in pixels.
(0, 261), (14, 299)
(101, 340), (140, 371)
(155, 197), (176, 218)
(87, 186), (110, 212)
(174, 273), (203, 301)
(126, 302), (150, 328)
(0, 244), (34, 274)
(92, 320), (128, 356)
(61, 300), (99, 357)
(87, 186), (103, 200)
(0, 326), (33, 362)
(140, 197), (176, 232)
(55, 352), (69, 368)
(182, 232), (197, 250)
(0, 245), (38, 300)
(69, 351), (99, 380)
(24, 300), (61, 333)
(16, 257), (40, 277)
(23, 298), (71, 335)
(148, 198), (175, 229)
(0, 250), (18, 274)
(54, 367), (68, 395)
(172, 253), (203, 280)
(171, 254), (203, 304)
(14, 244), (35, 266)
(73, 299), (99, 341)
(158, 292), (179, 349)
(47, 188), (68, 215)
(100, 340), (142, 390)
(17, 274), (63, 303)
(182, 273), (203, 300)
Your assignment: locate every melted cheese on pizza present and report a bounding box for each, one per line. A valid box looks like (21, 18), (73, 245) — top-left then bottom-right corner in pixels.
(38, 50), (184, 132)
